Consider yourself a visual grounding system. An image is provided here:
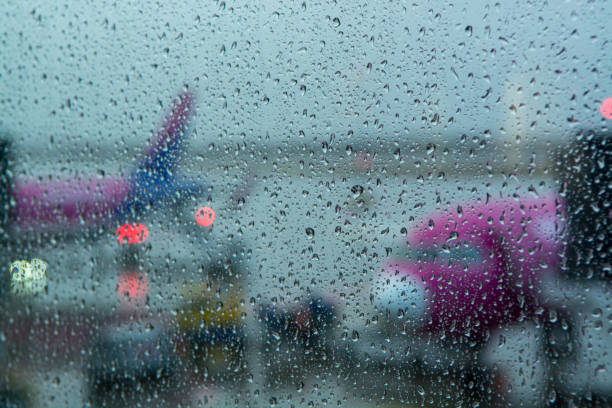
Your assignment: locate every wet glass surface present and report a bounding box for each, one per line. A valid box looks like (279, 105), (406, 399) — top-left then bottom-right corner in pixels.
(0, 1), (611, 406)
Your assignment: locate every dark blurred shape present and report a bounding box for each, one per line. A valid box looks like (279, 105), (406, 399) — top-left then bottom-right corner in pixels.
(0, 138), (12, 300)
(561, 130), (611, 280)
(258, 294), (336, 386)
(86, 321), (177, 404)
(0, 139), (10, 238)
(259, 295), (335, 347)
(87, 245), (176, 405)
(0, 388), (29, 408)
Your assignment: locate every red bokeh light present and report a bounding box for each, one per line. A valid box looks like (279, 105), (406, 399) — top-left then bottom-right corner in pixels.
(195, 206), (215, 227)
(354, 151), (373, 172)
(116, 223), (149, 244)
(601, 98), (612, 120)
(117, 272), (149, 301)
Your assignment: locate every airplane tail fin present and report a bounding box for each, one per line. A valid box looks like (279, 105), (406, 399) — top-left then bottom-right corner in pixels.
(139, 90), (195, 176)
(124, 90), (204, 217)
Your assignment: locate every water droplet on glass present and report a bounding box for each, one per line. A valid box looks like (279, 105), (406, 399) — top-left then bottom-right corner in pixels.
(305, 228), (315, 238)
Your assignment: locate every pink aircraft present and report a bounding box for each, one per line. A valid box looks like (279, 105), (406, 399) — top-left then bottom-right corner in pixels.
(374, 194), (566, 341)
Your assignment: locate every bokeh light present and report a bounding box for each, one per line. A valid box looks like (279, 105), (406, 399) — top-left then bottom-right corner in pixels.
(195, 206), (215, 227)
(116, 272), (149, 302)
(10, 258), (47, 296)
(116, 223), (149, 244)
(354, 151), (373, 172)
(601, 97), (612, 119)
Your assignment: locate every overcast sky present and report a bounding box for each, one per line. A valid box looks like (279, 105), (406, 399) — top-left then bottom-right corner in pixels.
(1, 0), (610, 162)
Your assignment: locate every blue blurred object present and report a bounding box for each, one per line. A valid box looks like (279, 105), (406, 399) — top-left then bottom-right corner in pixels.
(118, 90), (206, 220)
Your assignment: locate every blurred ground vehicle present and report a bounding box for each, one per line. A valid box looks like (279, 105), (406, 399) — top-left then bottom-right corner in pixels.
(259, 295), (336, 349)
(86, 318), (177, 406)
(175, 250), (248, 382)
(258, 294), (337, 384)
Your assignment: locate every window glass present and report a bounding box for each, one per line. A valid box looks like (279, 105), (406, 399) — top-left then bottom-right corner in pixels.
(400, 246), (483, 263)
(0, 1), (610, 406)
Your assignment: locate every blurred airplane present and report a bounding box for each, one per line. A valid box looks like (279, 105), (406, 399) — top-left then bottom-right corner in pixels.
(370, 131), (612, 405)
(2, 89), (203, 235)
(373, 193), (565, 341)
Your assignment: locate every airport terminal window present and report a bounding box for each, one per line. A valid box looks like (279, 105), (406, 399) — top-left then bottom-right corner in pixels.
(0, 1), (611, 407)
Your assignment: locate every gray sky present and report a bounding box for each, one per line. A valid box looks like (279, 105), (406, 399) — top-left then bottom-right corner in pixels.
(1, 0), (610, 162)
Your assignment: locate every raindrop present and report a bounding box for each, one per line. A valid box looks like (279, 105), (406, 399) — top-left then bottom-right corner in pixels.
(305, 227), (315, 238)
(549, 309), (558, 323)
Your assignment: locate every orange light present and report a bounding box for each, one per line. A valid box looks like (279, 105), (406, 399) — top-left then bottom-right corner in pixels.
(195, 206), (215, 227)
(601, 98), (612, 120)
(116, 223), (149, 244)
